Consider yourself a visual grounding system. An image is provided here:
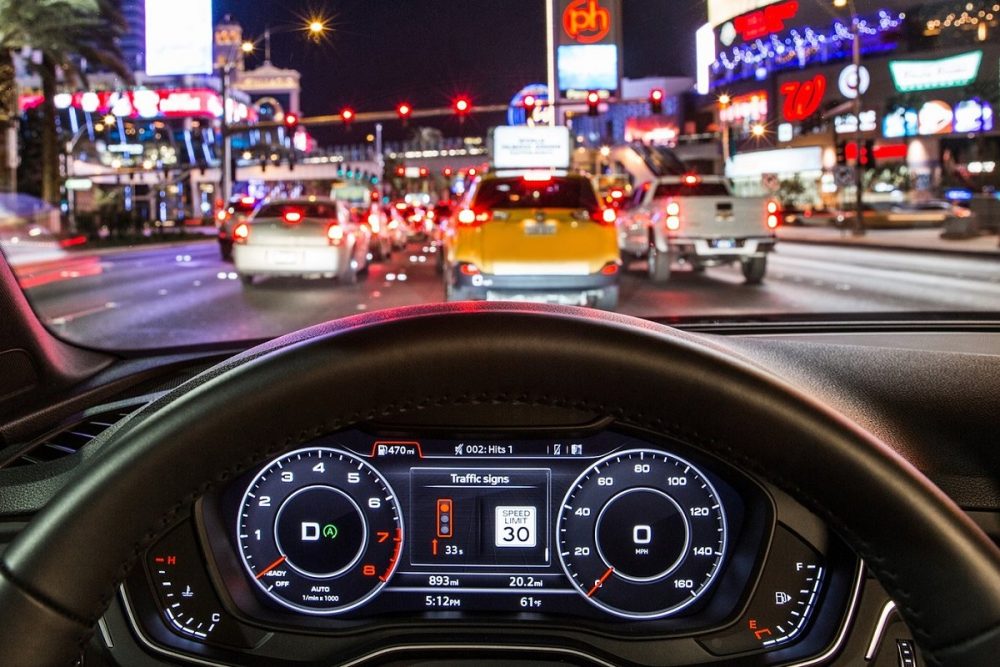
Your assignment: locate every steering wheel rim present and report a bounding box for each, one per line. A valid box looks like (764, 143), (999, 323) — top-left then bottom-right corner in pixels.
(0, 303), (997, 667)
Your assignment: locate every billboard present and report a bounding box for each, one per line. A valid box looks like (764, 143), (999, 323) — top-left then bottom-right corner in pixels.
(492, 126), (571, 170)
(554, 0), (622, 96)
(145, 0), (214, 76)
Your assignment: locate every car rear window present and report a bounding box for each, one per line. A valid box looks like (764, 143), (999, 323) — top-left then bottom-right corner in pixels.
(473, 177), (599, 211)
(256, 203), (338, 219)
(653, 182), (730, 197)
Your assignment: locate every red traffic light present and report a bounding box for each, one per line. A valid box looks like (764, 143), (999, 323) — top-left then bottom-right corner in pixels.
(522, 94), (536, 111)
(397, 102), (412, 119)
(454, 97), (471, 115)
(587, 91), (600, 105)
(443, 167), (453, 177)
(650, 89), (664, 102)
(395, 166), (405, 177)
(340, 108), (355, 124)
(419, 167), (429, 177)
(283, 113), (299, 127)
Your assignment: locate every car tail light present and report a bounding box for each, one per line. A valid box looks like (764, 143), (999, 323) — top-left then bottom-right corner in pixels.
(327, 223), (345, 245)
(240, 196), (255, 205)
(459, 263), (480, 276)
(767, 214), (779, 229)
(457, 209), (491, 226)
(233, 222), (250, 243)
(682, 174), (701, 186)
(367, 213), (381, 232)
(216, 210), (228, 223)
(283, 210), (303, 224)
(665, 200), (681, 231)
(600, 262), (619, 275)
(766, 200), (779, 215)
(591, 207), (616, 225)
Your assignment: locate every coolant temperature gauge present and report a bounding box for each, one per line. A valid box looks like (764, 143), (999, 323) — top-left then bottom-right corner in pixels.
(145, 521), (260, 648)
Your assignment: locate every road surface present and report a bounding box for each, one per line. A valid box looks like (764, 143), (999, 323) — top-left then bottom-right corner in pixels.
(19, 239), (1000, 349)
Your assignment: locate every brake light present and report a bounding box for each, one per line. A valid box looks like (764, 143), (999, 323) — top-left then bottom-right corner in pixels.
(458, 209), (491, 226)
(327, 223), (345, 245)
(233, 222), (250, 243)
(283, 210), (303, 224)
(522, 172), (553, 183)
(600, 208), (616, 224)
(683, 174), (701, 185)
(666, 201), (681, 216)
(459, 263), (480, 276)
(766, 200), (779, 214)
(240, 196), (255, 205)
(216, 210), (228, 223)
(767, 214), (779, 229)
(367, 213), (381, 232)
(600, 262), (619, 275)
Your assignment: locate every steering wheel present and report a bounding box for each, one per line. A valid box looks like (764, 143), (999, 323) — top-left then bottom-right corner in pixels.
(0, 304), (997, 666)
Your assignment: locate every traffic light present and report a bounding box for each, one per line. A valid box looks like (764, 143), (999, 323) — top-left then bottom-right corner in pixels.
(586, 91), (600, 117)
(419, 167), (429, 178)
(835, 140), (846, 166)
(395, 165), (406, 177)
(397, 102), (412, 123)
(283, 113), (299, 130)
(443, 167), (453, 177)
(649, 88), (664, 114)
(340, 107), (355, 127)
(453, 97), (471, 119)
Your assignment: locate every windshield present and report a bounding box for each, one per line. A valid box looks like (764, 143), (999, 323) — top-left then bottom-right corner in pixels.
(0, 0), (998, 351)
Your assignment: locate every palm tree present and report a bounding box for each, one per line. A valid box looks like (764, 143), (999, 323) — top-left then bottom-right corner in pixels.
(0, 0), (131, 200)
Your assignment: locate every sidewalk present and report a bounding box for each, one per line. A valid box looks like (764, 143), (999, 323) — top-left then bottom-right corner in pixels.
(777, 225), (999, 257)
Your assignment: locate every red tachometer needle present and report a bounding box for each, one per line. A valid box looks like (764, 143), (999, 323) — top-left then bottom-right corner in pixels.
(255, 555), (286, 580)
(587, 567), (614, 597)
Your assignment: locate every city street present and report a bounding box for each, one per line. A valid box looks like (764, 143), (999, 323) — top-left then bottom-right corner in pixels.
(23, 239), (1000, 349)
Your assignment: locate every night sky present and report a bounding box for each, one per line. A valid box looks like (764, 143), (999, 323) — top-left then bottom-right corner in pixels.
(214, 1), (706, 142)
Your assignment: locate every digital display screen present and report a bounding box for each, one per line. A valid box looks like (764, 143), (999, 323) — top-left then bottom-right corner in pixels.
(145, 0), (214, 76)
(557, 45), (619, 92)
(221, 430), (751, 624)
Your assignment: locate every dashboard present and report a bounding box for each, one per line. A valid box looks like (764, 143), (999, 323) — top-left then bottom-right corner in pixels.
(122, 425), (862, 666)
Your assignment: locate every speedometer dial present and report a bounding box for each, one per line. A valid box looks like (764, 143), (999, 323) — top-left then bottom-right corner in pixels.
(237, 447), (403, 615)
(557, 449), (727, 619)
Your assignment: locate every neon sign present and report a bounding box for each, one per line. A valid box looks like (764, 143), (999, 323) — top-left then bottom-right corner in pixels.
(889, 50), (983, 92)
(780, 74), (826, 122)
(563, 0), (611, 44)
(732, 1), (799, 41)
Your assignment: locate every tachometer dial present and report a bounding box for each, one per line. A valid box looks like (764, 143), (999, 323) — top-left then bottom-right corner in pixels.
(237, 447), (403, 615)
(557, 449), (727, 619)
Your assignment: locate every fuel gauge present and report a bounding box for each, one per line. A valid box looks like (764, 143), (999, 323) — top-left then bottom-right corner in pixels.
(700, 525), (825, 655)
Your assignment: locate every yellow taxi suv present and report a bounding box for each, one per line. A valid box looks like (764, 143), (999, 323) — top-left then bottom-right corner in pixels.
(444, 171), (622, 309)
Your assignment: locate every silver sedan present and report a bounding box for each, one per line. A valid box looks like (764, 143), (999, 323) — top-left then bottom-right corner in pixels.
(233, 198), (371, 286)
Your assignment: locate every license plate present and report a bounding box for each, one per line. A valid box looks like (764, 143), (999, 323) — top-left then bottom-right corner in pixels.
(267, 249), (302, 265)
(713, 239), (736, 249)
(524, 224), (557, 236)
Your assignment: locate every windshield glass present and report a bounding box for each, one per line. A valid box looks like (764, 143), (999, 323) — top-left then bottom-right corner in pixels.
(0, 0), (997, 351)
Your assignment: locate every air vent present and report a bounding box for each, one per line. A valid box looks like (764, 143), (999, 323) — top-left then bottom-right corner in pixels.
(6, 408), (137, 467)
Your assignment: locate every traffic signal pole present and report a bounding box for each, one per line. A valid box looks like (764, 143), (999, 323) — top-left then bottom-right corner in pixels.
(851, 15), (866, 236)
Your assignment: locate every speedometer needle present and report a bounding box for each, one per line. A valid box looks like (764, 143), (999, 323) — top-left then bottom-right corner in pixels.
(587, 567), (614, 597)
(255, 555), (287, 580)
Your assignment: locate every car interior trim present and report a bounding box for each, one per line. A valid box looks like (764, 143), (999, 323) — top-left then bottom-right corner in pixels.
(865, 600), (899, 661)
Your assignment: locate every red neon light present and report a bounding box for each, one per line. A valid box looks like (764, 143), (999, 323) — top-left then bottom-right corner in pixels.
(733, 1), (799, 41)
(563, 0), (611, 44)
(780, 74), (826, 122)
(874, 144), (908, 161)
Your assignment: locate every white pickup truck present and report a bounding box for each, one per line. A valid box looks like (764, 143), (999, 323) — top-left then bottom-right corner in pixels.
(618, 175), (779, 284)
